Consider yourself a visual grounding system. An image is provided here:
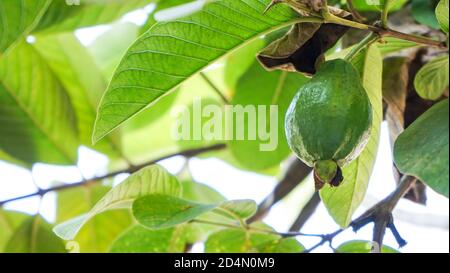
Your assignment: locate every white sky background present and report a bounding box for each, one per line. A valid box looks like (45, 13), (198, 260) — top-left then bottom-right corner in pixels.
(0, 5), (448, 253)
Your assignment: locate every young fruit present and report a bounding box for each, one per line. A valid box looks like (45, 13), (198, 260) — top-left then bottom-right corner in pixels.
(285, 59), (372, 190)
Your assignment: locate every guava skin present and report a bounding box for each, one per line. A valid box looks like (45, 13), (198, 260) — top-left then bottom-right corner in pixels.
(285, 59), (372, 189)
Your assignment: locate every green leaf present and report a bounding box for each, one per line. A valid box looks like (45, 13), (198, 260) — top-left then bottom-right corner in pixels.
(133, 194), (217, 229)
(394, 99), (449, 197)
(414, 55), (449, 100)
(0, 41), (79, 165)
(412, 0), (440, 29)
(34, 0), (149, 34)
(229, 61), (308, 170)
(321, 45), (383, 227)
(32, 32), (125, 157)
(0, 0), (51, 53)
(378, 37), (419, 56)
(110, 225), (191, 253)
(132, 194), (256, 229)
(53, 164), (181, 240)
(92, 0), (315, 142)
(215, 199), (258, 221)
(56, 184), (132, 252)
(0, 209), (28, 251)
(4, 216), (66, 253)
(436, 0), (449, 33)
(336, 240), (399, 253)
(205, 226), (304, 253)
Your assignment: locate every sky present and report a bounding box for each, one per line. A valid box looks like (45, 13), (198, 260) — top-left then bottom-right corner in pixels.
(0, 4), (448, 253)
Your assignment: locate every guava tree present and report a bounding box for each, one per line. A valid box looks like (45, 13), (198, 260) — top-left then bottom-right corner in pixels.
(0, 0), (448, 253)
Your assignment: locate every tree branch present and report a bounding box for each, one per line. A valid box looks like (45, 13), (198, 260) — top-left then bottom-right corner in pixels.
(266, 1), (447, 49)
(304, 176), (415, 252)
(199, 72), (230, 104)
(0, 143), (226, 206)
(346, 0), (366, 23)
(352, 175), (414, 250)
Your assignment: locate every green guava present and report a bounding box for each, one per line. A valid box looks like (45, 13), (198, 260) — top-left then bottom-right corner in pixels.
(285, 59), (373, 190)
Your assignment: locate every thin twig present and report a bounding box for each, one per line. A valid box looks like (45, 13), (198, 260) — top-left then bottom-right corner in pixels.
(346, 0), (366, 23)
(304, 176), (415, 253)
(0, 144), (226, 206)
(354, 175), (415, 250)
(199, 72), (230, 104)
(266, 2), (447, 49)
(304, 229), (344, 253)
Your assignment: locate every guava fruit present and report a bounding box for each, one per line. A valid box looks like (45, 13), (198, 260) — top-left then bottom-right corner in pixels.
(285, 59), (372, 190)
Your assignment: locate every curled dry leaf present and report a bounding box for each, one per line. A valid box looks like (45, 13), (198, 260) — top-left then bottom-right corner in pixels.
(258, 8), (352, 75)
(382, 56), (428, 204)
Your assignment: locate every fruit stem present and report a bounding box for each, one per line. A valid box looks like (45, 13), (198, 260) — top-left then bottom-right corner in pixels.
(313, 160), (343, 191)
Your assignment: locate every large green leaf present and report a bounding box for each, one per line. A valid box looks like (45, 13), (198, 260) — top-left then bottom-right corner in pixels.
(56, 184), (132, 253)
(92, 0), (320, 142)
(0, 0), (51, 53)
(205, 225), (304, 253)
(378, 37), (419, 56)
(321, 45), (383, 227)
(414, 55), (449, 101)
(4, 216), (66, 253)
(109, 225), (191, 253)
(229, 61), (308, 170)
(394, 99), (449, 197)
(133, 194), (215, 229)
(132, 194), (257, 229)
(0, 41), (79, 165)
(32, 32), (124, 157)
(0, 209), (28, 252)
(53, 164), (181, 240)
(34, 0), (149, 34)
(436, 0), (449, 33)
(336, 240), (399, 253)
